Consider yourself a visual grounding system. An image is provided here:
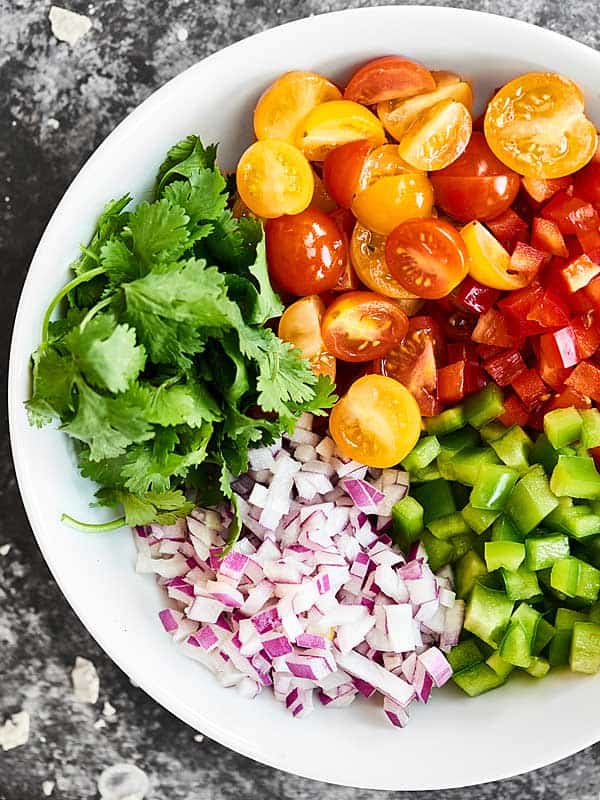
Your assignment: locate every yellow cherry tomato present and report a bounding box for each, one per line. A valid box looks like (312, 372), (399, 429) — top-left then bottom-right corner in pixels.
(278, 295), (336, 381)
(461, 220), (532, 291)
(398, 99), (472, 172)
(236, 139), (314, 218)
(329, 374), (421, 468)
(254, 70), (342, 143)
(378, 71), (473, 142)
(484, 72), (598, 179)
(351, 172), (434, 235)
(350, 221), (422, 312)
(297, 100), (386, 162)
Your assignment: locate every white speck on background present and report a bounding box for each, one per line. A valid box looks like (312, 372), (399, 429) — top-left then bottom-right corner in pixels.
(46, 117), (60, 130)
(49, 6), (92, 45)
(88, 4), (96, 13)
(94, 718), (107, 730)
(103, 700), (117, 717)
(97, 763), (149, 800)
(176, 26), (188, 42)
(0, 544), (11, 556)
(3, 196), (10, 203)
(193, 733), (204, 743)
(71, 657), (99, 704)
(42, 780), (55, 796)
(0, 711), (30, 751)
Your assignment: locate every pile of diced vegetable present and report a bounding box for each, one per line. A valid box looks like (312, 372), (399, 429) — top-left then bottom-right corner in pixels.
(391, 383), (600, 695)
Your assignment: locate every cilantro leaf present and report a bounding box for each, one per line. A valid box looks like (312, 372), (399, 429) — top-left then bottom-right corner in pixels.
(100, 239), (139, 288)
(72, 194), (131, 277)
(126, 199), (190, 267)
(143, 378), (222, 427)
(96, 488), (194, 526)
(245, 227), (284, 323)
(290, 375), (338, 417)
(156, 136), (218, 195)
(163, 167), (228, 228)
(26, 346), (77, 426)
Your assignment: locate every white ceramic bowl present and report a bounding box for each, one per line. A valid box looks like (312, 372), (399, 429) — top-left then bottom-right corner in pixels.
(9, 6), (600, 790)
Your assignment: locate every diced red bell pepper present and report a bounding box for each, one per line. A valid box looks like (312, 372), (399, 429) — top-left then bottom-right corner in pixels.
(545, 386), (593, 412)
(530, 217), (569, 257)
(510, 241), (548, 283)
(476, 344), (505, 361)
(512, 368), (551, 410)
(454, 277), (501, 315)
(572, 312), (600, 359)
(446, 341), (478, 363)
(471, 307), (522, 349)
(561, 253), (600, 293)
(574, 160), (600, 207)
(522, 176), (572, 204)
(541, 326), (579, 368)
(590, 446), (600, 471)
(576, 226), (600, 253)
(565, 361), (600, 403)
(498, 283), (547, 337)
(569, 289), (596, 314)
(526, 288), (571, 329)
(584, 273), (600, 309)
(497, 393), (529, 427)
(485, 209), (529, 252)
(542, 193), (600, 235)
(437, 360), (486, 405)
(538, 333), (573, 391)
(483, 349), (527, 387)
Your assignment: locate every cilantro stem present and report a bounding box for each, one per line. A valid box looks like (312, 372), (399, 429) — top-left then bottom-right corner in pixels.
(79, 295), (113, 331)
(42, 266), (106, 342)
(61, 513), (126, 532)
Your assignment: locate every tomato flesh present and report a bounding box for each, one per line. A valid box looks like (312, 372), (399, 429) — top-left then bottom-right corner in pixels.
(322, 139), (372, 208)
(329, 375), (421, 468)
(278, 296), (336, 380)
(321, 291), (409, 362)
(344, 56), (435, 106)
(266, 207), (346, 295)
(398, 99), (472, 172)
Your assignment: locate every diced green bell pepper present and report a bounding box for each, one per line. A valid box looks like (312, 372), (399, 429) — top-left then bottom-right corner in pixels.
(452, 662), (505, 696)
(438, 427), (481, 458)
(499, 603), (541, 668)
(491, 515), (524, 543)
(589, 601), (600, 624)
(505, 465), (559, 535)
(392, 496), (424, 554)
(461, 503), (501, 534)
(402, 435), (441, 473)
(544, 407), (582, 449)
(413, 462), (442, 482)
(549, 607), (588, 666)
(464, 582), (514, 647)
(501, 565), (542, 602)
(485, 541), (525, 572)
(471, 464), (519, 511)
(420, 530), (454, 572)
(479, 421), (507, 443)
(530, 433), (561, 474)
(550, 455), (600, 500)
(551, 557), (600, 602)
(570, 621), (600, 673)
(455, 551), (488, 600)
(425, 405), (466, 436)
(428, 512), (471, 540)
(452, 481), (472, 510)
(490, 425), (533, 474)
(486, 651), (514, 680)
(545, 497), (600, 539)
(464, 384), (505, 429)
(525, 533), (570, 571)
(533, 617), (556, 655)
(440, 447), (501, 486)
(446, 638), (484, 673)
(412, 479), (456, 524)
(526, 657), (551, 678)
(580, 409), (600, 450)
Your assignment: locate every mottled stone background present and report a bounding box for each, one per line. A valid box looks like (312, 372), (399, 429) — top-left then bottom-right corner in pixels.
(2, 1), (600, 798)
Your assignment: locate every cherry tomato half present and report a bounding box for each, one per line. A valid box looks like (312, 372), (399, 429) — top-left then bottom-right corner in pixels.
(398, 98), (472, 172)
(376, 315), (444, 416)
(322, 139), (373, 208)
(236, 140), (314, 218)
(329, 374), (421, 468)
(430, 131), (521, 221)
(484, 72), (597, 179)
(278, 295), (336, 380)
(385, 218), (469, 299)
(377, 70), (473, 142)
(344, 56), (435, 106)
(297, 100), (386, 162)
(352, 171), (434, 236)
(461, 220), (532, 291)
(321, 290), (409, 362)
(266, 207), (346, 295)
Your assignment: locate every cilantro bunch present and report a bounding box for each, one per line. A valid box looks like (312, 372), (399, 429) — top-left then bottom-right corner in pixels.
(27, 136), (335, 543)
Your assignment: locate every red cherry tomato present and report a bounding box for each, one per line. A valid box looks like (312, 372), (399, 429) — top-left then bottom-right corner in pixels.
(321, 291), (409, 362)
(344, 56), (436, 106)
(430, 132), (520, 220)
(323, 139), (373, 208)
(385, 218), (469, 299)
(375, 315), (444, 416)
(265, 208), (347, 296)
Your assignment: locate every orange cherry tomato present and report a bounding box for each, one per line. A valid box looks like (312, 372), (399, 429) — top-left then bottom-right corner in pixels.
(376, 316), (444, 416)
(311, 170), (337, 213)
(385, 218), (469, 299)
(329, 374), (421, 468)
(377, 70), (473, 142)
(265, 207), (346, 296)
(350, 222), (422, 311)
(322, 139), (373, 208)
(461, 220), (530, 291)
(236, 140), (314, 218)
(278, 295), (336, 381)
(254, 71), (342, 143)
(398, 98), (472, 171)
(344, 56), (435, 106)
(484, 72), (598, 179)
(297, 100), (386, 162)
(430, 132), (521, 221)
(321, 290), (409, 363)
(351, 171), (434, 235)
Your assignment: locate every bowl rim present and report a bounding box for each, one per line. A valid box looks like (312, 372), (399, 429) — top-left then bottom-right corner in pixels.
(9, 4), (600, 789)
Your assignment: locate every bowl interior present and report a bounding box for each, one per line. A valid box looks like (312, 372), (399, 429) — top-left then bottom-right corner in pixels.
(9, 6), (600, 790)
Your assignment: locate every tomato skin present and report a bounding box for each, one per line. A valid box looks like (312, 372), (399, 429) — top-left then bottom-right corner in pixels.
(344, 56), (435, 106)
(385, 218), (469, 299)
(351, 172), (434, 236)
(321, 291), (409, 363)
(329, 374), (421, 468)
(297, 100), (385, 162)
(322, 140), (372, 208)
(266, 208), (346, 296)
(278, 295), (336, 380)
